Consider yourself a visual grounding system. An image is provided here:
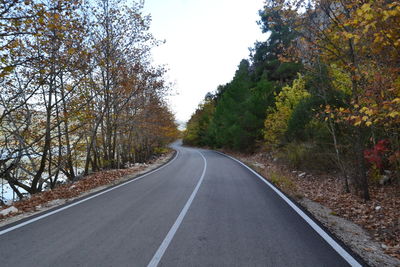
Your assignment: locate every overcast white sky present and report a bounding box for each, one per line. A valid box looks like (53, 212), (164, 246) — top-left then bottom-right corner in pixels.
(143, 0), (266, 125)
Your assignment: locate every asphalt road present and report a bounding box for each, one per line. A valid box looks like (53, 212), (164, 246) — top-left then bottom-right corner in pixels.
(0, 142), (362, 267)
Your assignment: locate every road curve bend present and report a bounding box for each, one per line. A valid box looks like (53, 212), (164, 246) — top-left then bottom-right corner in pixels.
(0, 142), (362, 267)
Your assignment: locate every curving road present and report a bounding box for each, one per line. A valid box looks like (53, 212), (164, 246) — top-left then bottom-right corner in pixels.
(0, 142), (363, 266)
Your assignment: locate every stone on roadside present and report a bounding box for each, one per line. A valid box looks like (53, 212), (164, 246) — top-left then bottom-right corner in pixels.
(379, 175), (390, 185)
(0, 206), (19, 216)
(298, 172), (306, 178)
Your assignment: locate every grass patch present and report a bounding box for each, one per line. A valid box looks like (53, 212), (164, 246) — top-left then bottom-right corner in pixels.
(268, 170), (297, 194)
(154, 147), (170, 155)
(329, 211), (338, 216)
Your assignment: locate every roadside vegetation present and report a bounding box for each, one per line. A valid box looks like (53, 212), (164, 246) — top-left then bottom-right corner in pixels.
(0, 0), (179, 203)
(183, 0), (400, 259)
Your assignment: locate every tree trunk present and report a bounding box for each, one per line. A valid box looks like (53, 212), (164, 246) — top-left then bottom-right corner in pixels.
(60, 72), (75, 180)
(355, 128), (370, 200)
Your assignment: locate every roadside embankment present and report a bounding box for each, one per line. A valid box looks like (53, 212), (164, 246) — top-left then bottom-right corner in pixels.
(0, 151), (175, 227)
(223, 151), (400, 267)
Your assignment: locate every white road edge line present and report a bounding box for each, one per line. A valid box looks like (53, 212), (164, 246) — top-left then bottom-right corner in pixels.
(0, 150), (180, 236)
(147, 150), (207, 267)
(217, 151), (362, 267)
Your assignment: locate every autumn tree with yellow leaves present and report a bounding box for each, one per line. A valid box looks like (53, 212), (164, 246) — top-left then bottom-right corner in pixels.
(283, 0), (400, 199)
(0, 0), (178, 200)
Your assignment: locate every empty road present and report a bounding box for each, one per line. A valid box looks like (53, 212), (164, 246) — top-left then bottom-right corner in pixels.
(0, 142), (362, 266)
